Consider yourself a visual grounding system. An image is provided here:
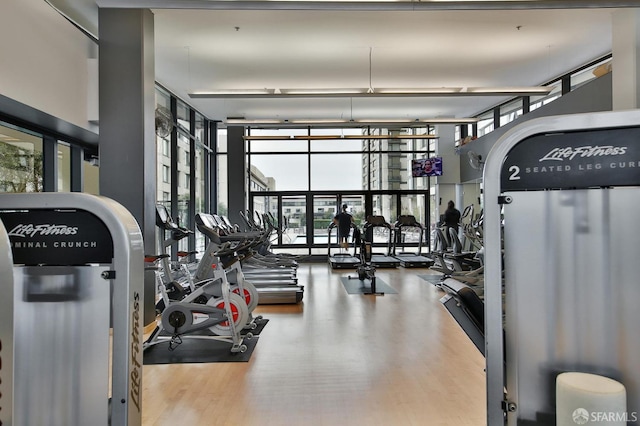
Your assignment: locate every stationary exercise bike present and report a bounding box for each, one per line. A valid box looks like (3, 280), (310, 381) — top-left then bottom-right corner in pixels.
(144, 242), (252, 353)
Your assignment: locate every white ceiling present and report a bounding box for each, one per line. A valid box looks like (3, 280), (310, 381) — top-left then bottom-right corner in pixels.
(50, 1), (619, 126)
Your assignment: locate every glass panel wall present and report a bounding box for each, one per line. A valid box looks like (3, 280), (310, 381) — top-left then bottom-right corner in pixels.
(530, 81), (561, 112)
(156, 88), (172, 209)
(154, 86), (213, 253)
(250, 154), (308, 191)
(217, 154), (228, 216)
(370, 193), (395, 245)
(477, 110), (494, 137)
(281, 195), (307, 244)
(248, 128), (309, 152)
(216, 128), (228, 216)
(57, 141), (71, 191)
(176, 100), (191, 251)
(399, 193), (428, 251)
(0, 123), (43, 192)
(341, 195), (365, 229)
(311, 154), (362, 190)
(313, 195), (337, 253)
(194, 112), (206, 253)
(252, 194), (278, 222)
(240, 127), (437, 255)
(500, 98), (523, 127)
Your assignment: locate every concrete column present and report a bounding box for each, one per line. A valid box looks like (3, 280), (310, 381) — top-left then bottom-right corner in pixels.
(612, 9), (640, 110)
(227, 126), (246, 229)
(98, 8), (157, 324)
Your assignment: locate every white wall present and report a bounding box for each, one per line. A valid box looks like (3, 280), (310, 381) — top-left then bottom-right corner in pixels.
(0, 0), (97, 131)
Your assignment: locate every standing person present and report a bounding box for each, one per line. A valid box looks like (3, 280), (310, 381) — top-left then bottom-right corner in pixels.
(442, 200), (461, 242)
(333, 204), (353, 250)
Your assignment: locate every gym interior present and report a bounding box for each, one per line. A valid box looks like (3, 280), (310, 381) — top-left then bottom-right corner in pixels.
(1, 1), (639, 425)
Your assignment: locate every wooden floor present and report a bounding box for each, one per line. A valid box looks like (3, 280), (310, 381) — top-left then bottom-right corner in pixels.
(142, 264), (486, 426)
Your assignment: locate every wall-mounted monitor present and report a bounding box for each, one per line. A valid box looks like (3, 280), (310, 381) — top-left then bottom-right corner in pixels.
(411, 157), (443, 177)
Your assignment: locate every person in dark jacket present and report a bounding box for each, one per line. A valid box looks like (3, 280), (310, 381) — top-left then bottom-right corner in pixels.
(333, 204), (353, 249)
(442, 200), (461, 242)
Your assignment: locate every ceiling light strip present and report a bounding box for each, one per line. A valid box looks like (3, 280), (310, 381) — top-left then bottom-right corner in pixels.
(190, 86), (552, 99)
(228, 118), (478, 127)
(103, 1), (640, 12)
(244, 134), (439, 141)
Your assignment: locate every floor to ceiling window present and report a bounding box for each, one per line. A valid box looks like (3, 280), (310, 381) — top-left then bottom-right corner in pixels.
(243, 126), (437, 256)
(156, 87), (172, 208)
(194, 111), (207, 253)
(154, 86), (214, 253)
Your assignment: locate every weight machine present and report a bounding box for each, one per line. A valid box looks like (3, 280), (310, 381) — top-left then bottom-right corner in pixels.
(0, 193), (144, 426)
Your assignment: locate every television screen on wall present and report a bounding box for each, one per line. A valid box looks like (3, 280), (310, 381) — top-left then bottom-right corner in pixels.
(411, 157), (443, 177)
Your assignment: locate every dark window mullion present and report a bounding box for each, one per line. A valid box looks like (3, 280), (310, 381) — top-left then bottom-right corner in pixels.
(70, 145), (84, 192)
(189, 108), (197, 254)
(208, 120), (216, 213)
(42, 135), (57, 192)
(169, 96), (179, 260)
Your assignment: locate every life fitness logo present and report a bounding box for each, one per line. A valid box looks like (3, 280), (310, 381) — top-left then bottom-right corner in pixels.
(7, 223), (78, 237)
(130, 292), (142, 413)
(539, 145), (627, 162)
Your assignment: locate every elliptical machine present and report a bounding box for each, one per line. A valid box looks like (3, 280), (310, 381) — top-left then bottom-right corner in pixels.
(347, 226), (383, 295)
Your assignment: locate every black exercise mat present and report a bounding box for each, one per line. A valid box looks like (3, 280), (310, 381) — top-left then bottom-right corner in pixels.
(143, 335), (258, 365)
(418, 274), (444, 285)
(340, 276), (398, 295)
(243, 317), (269, 336)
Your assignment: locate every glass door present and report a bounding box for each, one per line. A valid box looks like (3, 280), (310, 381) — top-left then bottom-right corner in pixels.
(281, 195), (307, 245)
(252, 193), (279, 239)
(340, 195), (365, 230)
(400, 193), (428, 251)
(312, 195), (337, 255)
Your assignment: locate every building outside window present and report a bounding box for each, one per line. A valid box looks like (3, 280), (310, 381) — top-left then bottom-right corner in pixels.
(0, 123), (43, 193)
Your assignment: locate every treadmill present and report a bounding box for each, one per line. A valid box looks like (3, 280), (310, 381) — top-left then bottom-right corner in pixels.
(195, 213), (304, 304)
(363, 215), (400, 268)
(391, 215), (435, 268)
(327, 222), (360, 269)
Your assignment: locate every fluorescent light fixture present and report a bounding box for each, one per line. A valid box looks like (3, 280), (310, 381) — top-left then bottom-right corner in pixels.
(190, 86), (552, 98)
(374, 87), (463, 95)
(288, 118), (350, 124)
(243, 135), (294, 140)
(190, 89), (274, 98)
(246, 134), (439, 141)
(464, 86), (553, 95)
(281, 88), (369, 96)
(225, 118), (282, 125)
(225, 117), (478, 127)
